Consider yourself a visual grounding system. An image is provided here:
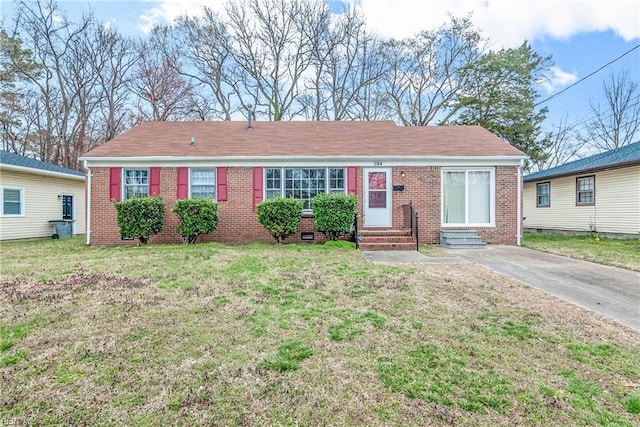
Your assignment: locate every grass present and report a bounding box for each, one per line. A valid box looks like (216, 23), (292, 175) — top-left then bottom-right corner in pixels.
(522, 232), (640, 271)
(1, 236), (639, 426)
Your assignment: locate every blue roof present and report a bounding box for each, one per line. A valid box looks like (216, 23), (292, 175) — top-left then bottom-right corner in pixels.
(0, 151), (85, 177)
(524, 141), (640, 182)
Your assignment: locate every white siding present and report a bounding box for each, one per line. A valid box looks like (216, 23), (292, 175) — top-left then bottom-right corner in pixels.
(524, 165), (640, 236)
(0, 169), (86, 241)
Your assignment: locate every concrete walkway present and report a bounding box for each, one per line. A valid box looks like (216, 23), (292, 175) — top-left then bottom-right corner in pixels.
(363, 246), (640, 331)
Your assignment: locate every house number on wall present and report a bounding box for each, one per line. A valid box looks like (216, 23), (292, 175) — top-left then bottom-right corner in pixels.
(373, 161), (383, 166)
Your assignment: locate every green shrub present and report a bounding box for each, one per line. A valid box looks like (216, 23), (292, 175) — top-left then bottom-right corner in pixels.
(256, 198), (304, 243)
(172, 199), (219, 244)
(311, 193), (357, 241)
(113, 197), (165, 244)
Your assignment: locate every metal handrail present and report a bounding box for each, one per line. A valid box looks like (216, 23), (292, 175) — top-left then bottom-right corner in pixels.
(414, 211), (419, 251)
(352, 212), (359, 250)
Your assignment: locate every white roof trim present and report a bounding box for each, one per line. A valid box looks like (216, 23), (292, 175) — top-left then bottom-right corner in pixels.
(0, 164), (85, 181)
(81, 155), (525, 168)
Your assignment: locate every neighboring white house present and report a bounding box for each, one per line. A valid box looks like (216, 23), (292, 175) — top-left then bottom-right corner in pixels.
(523, 142), (640, 238)
(0, 151), (86, 241)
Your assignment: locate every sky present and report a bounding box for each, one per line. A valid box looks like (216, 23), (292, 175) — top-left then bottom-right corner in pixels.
(1, 0), (639, 136)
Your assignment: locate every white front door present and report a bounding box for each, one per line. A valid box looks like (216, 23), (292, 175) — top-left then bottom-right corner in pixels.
(363, 168), (392, 227)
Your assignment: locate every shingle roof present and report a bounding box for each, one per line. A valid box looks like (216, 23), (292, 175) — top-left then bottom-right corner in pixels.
(0, 151), (85, 177)
(524, 141), (640, 182)
(80, 121), (526, 159)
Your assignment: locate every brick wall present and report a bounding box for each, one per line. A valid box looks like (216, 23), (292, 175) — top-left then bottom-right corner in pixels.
(88, 165), (520, 246)
(89, 167), (327, 246)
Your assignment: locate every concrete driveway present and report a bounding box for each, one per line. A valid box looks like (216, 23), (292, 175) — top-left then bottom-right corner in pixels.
(451, 246), (640, 332)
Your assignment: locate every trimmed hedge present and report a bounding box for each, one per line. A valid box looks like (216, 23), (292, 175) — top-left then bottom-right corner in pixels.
(113, 197), (165, 244)
(172, 199), (219, 244)
(256, 198), (304, 243)
(311, 193), (357, 241)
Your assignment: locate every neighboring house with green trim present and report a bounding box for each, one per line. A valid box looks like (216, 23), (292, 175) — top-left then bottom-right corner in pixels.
(0, 151), (86, 241)
(523, 142), (640, 238)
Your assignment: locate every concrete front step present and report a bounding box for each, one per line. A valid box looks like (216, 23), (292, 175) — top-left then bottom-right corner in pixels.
(441, 230), (481, 239)
(441, 243), (487, 249)
(442, 237), (484, 245)
(440, 230), (486, 249)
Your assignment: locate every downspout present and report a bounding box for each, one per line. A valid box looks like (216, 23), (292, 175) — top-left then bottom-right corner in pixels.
(85, 162), (91, 246)
(516, 160), (522, 246)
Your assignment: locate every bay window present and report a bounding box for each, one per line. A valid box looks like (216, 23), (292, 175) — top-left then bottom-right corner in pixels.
(442, 169), (494, 226)
(265, 167), (346, 209)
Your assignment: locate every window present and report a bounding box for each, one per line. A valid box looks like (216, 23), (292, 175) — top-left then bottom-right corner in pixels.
(2, 188), (23, 216)
(536, 182), (550, 207)
(442, 169), (494, 225)
(576, 175), (595, 205)
(265, 167), (346, 210)
(123, 169), (148, 199)
(190, 169), (216, 199)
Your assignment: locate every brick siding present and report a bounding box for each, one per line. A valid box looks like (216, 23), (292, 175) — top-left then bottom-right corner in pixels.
(88, 165), (520, 246)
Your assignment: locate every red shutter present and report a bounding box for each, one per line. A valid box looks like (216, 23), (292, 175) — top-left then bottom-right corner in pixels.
(217, 167), (228, 201)
(347, 166), (357, 195)
(149, 167), (161, 197)
(177, 167), (188, 199)
(253, 167), (263, 211)
(109, 167), (121, 201)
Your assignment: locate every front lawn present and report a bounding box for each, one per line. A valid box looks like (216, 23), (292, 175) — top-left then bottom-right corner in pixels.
(1, 237), (639, 425)
(522, 232), (640, 271)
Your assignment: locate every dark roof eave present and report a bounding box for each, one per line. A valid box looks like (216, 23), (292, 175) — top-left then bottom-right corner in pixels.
(524, 159), (640, 182)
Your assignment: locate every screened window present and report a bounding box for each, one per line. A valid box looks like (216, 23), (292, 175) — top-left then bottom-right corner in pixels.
(442, 169), (494, 225)
(2, 188), (23, 216)
(265, 167), (346, 209)
(576, 175), (595, 205)
(190, 169), (216, 199)
(536, 182), (550, 207)
(123, 169), (148, 199)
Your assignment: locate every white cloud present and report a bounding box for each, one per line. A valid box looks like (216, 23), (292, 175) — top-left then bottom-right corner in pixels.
(137, 0), (639, 46)
(539, 66), (579, 93)
(348, 0), (639, 47)
(137, 0), (225, 34)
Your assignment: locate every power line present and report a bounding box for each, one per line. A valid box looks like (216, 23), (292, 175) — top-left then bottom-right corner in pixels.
(535, 44), (640, 108)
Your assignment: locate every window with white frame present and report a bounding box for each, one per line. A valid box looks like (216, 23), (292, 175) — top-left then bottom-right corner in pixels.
(2, 188), (23, 216)
(442, 169), (494, 225)
(536, 182), (550, 207)
(123, 169), (149, 199)
(576, 175), (595, 205)
(190, 169), (216, 199)
(265, 167), (346, 210)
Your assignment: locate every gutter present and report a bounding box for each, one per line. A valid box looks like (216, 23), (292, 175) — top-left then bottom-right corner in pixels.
(517, 161), (522, 246)
(85, 163), (91, 246)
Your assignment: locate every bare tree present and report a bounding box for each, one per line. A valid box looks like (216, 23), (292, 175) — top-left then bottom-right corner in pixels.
(132, 27), (195, 121)
(533, 114), (586, 172)
(301, 6), (388, 121)
(582, 72), (640, 152)
(225, 0), (329, 120)
(10, 0), (100, 169)
(92, 27), (138, 143)
(174, 8), (241, 121)
(382, 16), (484, 126)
